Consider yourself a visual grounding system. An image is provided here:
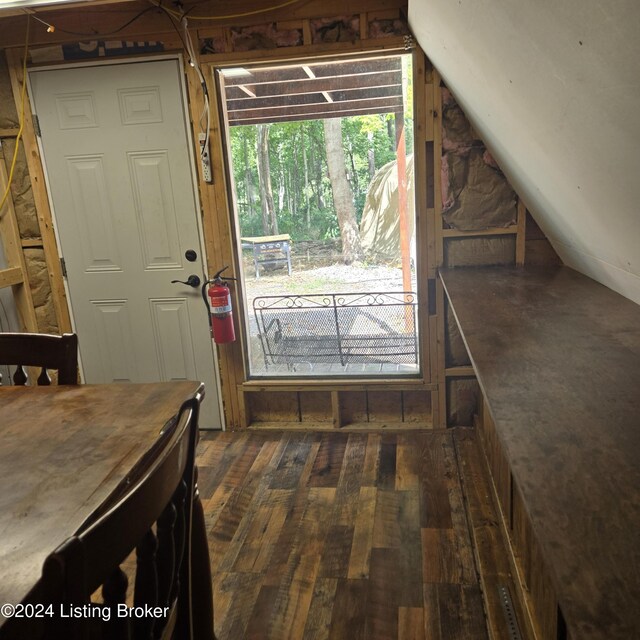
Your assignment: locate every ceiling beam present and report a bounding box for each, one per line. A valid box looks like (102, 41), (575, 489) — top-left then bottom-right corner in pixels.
(223, 56), (402, 87)
(226, 84), (402, 112)
(228, 69), (401, 100)
(228, 96), (403, 124)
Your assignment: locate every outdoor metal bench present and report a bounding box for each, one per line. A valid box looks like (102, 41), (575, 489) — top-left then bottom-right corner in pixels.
(253, 291), (418, 370)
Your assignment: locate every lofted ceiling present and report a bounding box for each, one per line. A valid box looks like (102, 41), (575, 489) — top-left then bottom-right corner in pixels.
(409, 0), (640, 304)
(221, 55), (404, 126)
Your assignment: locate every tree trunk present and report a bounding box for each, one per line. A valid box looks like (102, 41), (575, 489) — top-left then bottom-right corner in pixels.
(257, 124), (277, 235)
(323, 118), (363, 264)
(243, 134), (256, 218)
(367, 130), (375, 180)
(302, 126), (311, 229)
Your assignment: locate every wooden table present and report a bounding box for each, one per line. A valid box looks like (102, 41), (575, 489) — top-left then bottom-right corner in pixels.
(0, 381), (211, 635)
(440, 266), (640, 639)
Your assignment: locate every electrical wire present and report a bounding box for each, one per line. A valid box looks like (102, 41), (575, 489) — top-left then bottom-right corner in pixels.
(0, 14), (30, 215)
(154, 2), (190, 55)
(29, 5), (158, 38)
(148, 0), (305, 21)
(181, 15), (210, 155)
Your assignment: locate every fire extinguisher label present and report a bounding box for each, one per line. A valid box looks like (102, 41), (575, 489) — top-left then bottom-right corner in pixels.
(209, 295), (231, 314)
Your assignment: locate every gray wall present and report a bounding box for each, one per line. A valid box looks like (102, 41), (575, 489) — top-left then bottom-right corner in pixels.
(409, 0), (640, 303)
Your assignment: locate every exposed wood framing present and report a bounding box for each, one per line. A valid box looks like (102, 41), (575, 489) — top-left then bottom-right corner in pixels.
(413, 46), (432, 391)
(331, 390), (341, 428)
(430, 68), (447, 428)
(200, 37), (407, 66)
(6, 48), (72, 333)
(0, 0), (437, 430)
(516, 198), (527, 266)
(445, 366), (475, 378)
(0, 266), (22, 287)
(239, 387), (434, 430)
(223, 56), (404, 126)
(185, 54), (247, 431)
(0, 0), (409, 48)
(241, 379), (437, 392)
(442, 225), (518, 238)
(0, 145), (38, 332)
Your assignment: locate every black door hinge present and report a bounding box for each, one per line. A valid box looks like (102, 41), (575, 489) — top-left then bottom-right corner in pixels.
(60, 257), (67, 278)
(33, 114), (41, 137)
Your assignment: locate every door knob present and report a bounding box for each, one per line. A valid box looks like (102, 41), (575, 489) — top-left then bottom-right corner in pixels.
(171, 274), (201, 287)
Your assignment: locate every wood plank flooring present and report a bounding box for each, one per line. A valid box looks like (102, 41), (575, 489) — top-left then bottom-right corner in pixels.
(197, 429), (523, 640)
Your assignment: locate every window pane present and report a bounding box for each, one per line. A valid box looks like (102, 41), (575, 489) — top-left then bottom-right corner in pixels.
(220, 53), (418, 378)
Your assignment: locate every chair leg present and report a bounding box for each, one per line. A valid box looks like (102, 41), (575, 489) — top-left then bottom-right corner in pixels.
(191, 469), (216, 640)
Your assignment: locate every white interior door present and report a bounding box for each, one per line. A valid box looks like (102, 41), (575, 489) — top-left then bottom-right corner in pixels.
(30, 58), (223, 429)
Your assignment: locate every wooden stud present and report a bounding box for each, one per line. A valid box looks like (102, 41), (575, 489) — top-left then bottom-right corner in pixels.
(412, 45), (432, 384)
(0, 128), (19, 138)
(0, 146), (38, 333)
(360, 13), (369, 41)
(441, 225), (519, 238)
(302, 20), (312, 46)
(434, 278), (447, 429)
(444, 366), (475, 378)
(186, 56), (249, 429)
(6, 48), (72, 334)
(332, 391), (342, 429)
(515, 198), (526, 266)
(0, 266), (22, 287)
(433, 71), (444, 270)
(238, 386), (251, 429)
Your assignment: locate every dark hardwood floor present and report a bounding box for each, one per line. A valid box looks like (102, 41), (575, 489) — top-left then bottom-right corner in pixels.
(197, 429), (526, 640)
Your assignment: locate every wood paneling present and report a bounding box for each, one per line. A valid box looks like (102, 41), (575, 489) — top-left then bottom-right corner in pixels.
(197, 430), (523, 639)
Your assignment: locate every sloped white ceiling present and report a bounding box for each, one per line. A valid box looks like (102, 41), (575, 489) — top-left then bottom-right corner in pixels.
(409, 0), (640, 304)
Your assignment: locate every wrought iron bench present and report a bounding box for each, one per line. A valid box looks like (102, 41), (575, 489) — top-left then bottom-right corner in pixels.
(253, 291), (418, 370)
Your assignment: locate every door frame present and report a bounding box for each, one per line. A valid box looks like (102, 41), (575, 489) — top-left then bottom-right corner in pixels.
(202, 45), (437, 427)
(27, 55), (223, 423)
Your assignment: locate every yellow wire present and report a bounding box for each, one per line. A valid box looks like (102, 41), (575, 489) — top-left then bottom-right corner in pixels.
(0, 15), (30, 214)
(151, 0), (304, 21)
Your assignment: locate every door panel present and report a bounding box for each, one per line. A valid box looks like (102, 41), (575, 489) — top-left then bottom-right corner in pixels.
(30, 59), (223, 428)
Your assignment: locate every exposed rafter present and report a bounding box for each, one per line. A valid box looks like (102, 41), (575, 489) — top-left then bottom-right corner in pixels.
(222, 54), (404, 126)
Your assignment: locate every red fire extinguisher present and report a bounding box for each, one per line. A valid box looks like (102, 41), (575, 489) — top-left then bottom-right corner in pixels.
(202, 266), (236, 343)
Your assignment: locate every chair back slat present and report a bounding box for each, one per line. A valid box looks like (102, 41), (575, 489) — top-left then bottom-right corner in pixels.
(0, 333), (78, 386)
(102, 567), (130, 640)
(134, 530), (159, 640)
(40, 396), (201, 640)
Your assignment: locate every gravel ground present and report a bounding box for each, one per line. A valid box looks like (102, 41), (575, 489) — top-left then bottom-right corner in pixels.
(244, 262), (418, 304)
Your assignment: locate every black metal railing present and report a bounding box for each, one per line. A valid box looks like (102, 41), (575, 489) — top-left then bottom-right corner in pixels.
(253, 291), (418, 368)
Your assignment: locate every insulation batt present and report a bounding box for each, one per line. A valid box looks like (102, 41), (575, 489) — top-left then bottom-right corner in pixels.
(310, 16), (360, 43)
(230, 24), (302, 51)
(441, 88), (516, 230)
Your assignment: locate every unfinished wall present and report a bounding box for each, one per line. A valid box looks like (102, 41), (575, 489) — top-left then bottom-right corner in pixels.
(0, 0), (421, 430)
(0, 51), (58, 334)
(440, 85), (559, 426)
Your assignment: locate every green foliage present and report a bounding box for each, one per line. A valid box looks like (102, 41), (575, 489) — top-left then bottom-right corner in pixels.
(228, 55), (414, 242)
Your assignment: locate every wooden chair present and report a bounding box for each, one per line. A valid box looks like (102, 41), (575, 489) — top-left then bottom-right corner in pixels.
(41, 396), (203, 640)
(0, 332), (78, 385)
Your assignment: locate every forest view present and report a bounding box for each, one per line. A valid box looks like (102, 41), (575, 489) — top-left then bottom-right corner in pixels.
(229, 106), (413, 264)
(222, 53), (418, 376)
